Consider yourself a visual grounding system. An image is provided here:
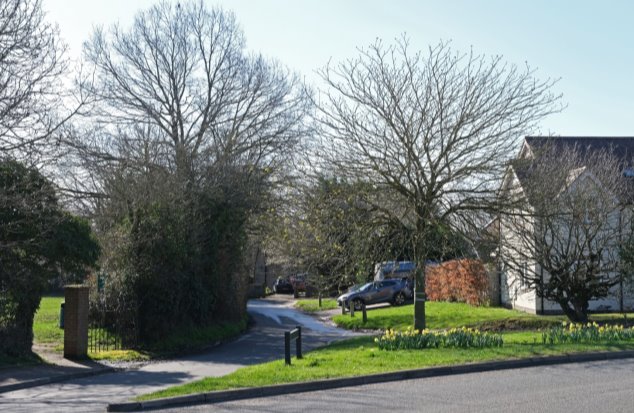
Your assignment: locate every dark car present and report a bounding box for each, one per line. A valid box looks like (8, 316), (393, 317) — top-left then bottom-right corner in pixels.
(273, 277), (294, 294)
(337, 279), (411, 311)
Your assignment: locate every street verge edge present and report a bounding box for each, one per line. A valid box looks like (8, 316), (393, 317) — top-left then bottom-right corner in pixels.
(107, 350), (634, 412)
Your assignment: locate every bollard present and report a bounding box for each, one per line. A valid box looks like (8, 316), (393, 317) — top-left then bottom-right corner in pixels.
(284, 326), (302, 365)
(362, 303), (367, 324)
(296, 326), (302, 359)
(350, 300), (355, 317)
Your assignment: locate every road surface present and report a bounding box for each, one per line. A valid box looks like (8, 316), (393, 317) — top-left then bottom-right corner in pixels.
(0, 297), (354, 413)
(168, 357), (634, 413)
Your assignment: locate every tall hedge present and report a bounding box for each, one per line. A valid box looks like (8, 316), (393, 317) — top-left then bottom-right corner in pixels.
(426, 259), (490, 306)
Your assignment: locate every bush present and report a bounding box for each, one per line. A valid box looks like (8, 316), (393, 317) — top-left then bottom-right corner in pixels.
(542, 322), (634, 345)
(426, 259), (490, 306)
(375, 326), (503, 350)
(0, 160), (99, 356)
(97, 175), (251, 344)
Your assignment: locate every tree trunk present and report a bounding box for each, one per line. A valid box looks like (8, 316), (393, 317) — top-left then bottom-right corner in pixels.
(559, 299), (589, 323)
(414, 262), (426, 330)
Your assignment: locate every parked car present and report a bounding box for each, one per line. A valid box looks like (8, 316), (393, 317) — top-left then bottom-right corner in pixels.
(290, 273), (316, 297)
(273, 277), (294, 294)
(337, 279), (412, 311)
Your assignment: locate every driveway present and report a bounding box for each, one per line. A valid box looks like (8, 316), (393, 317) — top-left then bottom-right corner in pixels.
(0, 296), (355, 413)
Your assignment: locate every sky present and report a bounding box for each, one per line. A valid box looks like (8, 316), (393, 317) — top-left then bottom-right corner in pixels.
(44, 0), (634, 136)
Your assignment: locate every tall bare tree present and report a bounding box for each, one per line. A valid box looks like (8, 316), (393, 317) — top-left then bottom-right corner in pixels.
(315, 38), (562, 329)
(499, 143), (632, 322)
(0, 0), (77, 162)
(64, 1), (310, 341)
(75, 0), (309, 185)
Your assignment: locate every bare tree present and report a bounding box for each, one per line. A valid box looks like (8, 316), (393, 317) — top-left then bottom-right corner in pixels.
(315, 37), (562, 329)
(62, 1), (311, 341)
(499, 143), (632, 322)
(74, 0), (309, 186)
(0, 0), (79, 162)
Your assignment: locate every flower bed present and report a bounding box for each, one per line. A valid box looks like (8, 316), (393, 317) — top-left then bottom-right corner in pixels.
(542, 322), (634, 344)
(375, 326), (503, 350)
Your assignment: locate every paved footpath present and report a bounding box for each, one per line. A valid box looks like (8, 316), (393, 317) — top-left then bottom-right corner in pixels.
(0, 297), (355, 413)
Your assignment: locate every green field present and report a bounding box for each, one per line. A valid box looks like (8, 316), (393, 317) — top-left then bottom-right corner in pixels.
(139, 332), (634, 401)
(33, 296), (64, 347)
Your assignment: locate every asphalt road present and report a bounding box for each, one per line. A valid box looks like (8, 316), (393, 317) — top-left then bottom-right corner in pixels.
(0, 296), (355, 413)
(168, 358), (634, 413)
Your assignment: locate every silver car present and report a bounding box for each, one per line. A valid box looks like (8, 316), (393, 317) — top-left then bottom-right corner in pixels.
(337, 279), (412, 311)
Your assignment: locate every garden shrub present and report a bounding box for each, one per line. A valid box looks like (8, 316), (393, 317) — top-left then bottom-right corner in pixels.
(97, 172), (252, 344)
(0, 160), (99, 356)
(426, 259), (490, 306)
(375, 326), (503, 350)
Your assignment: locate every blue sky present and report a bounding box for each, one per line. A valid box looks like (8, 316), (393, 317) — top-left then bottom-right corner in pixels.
(45, 0), (634, 136)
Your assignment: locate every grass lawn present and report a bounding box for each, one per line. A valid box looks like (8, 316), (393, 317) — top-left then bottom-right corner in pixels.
(332, 302), (629, 331)
(33, 295), (64, 347)
(139, 332), (634, 401)
(0, 296), (62, 368)
(294, 298), (338, 313)
(30, 296), (247, 362)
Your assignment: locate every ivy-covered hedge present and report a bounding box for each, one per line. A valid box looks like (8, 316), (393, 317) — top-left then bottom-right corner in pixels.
(97, 171), (253, 344)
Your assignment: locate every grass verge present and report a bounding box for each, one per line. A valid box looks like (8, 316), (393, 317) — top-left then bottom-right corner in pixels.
(33, 296), (64, 345)
(31, 296), (247, 362)
(332, 302), (628, 331)
(138, 333), (634, 401)
(295, 298), (338, 313)
(143, 318), (249, 354)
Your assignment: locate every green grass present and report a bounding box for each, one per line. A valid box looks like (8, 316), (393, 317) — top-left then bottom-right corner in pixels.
(33, 296), (64, 345)
(29, 296), (247, 362)
(332, 302), (629, 331)
(88, 349), (151, 362)
(143, 318), (248, 353)
(0, 296), (62, 368)
(139, 333), (634, 401)
(295, 298), (339, 313)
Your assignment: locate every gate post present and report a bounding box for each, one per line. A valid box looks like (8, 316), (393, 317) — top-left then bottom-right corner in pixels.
(63, 285), (89, 359)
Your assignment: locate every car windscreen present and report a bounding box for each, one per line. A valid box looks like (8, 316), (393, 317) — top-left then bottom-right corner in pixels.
(359, 283), (374, 292)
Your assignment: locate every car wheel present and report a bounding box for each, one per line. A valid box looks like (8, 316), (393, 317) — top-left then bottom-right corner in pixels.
(393, 292), (405, 306)
(352, 298), (363, 311)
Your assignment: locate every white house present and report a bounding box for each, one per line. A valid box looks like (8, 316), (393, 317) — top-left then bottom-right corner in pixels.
(498, 136), (634, 315)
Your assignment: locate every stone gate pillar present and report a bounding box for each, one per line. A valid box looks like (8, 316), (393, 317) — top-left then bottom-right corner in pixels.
(63, 285), (89, 359)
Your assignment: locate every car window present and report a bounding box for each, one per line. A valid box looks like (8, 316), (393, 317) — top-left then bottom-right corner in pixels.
(359, 283), (373, 292)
